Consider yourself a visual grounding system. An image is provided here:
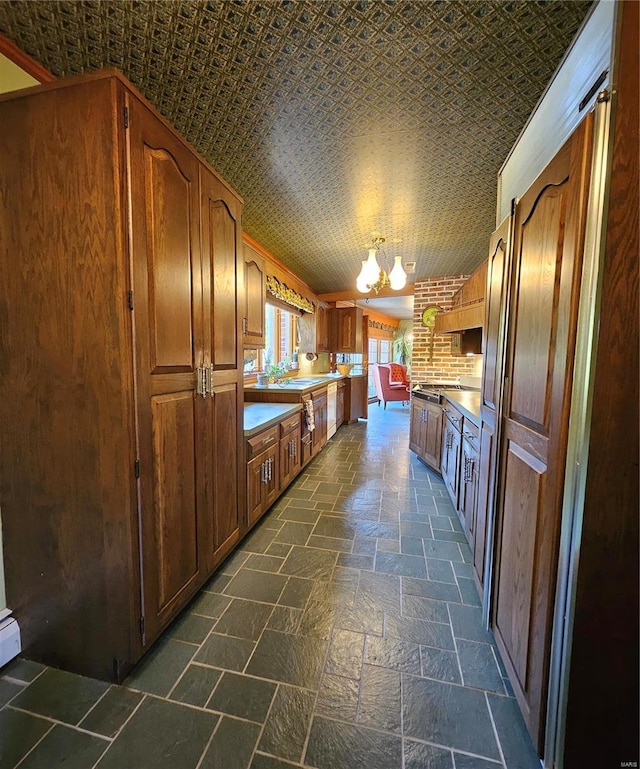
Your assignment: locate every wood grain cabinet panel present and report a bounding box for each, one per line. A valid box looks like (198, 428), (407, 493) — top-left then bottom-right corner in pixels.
(409, 398), (443, 472)
(491, 114), (593, 752)
(332, 307), (363, 353)
(0, 71), (243, 682)
(243, 245), (266, 348)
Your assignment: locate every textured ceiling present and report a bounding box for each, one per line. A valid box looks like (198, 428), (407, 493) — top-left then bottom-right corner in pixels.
(0, 1), (593, 295)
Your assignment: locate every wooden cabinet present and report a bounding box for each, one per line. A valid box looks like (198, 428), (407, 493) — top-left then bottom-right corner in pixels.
(243, 243), (266, 348)
(336, 380), (346, 427)
(491, 115), (593, 752)
(247, 425), (279, 527)
(435, 260), (487, 333)
(200, 167), (243, 573)
(344, 376), (366, 424)
(332, 307), (363, 353)
(0, 71), (243, 681)
(458, 421), (479, 543)
(279, 413), (302, 490)
(441, 403), (463, 509)
(311, 388), (328, 455)
(298, 301), (331, 353)
(409, 398), (443, 472)
(474, 216), (510, 595)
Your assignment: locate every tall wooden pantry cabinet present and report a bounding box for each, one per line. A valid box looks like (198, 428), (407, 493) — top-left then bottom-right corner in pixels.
(0, 70), (244, 682)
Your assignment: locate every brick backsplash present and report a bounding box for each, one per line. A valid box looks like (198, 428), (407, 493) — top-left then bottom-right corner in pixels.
(411, 276), (481, 383)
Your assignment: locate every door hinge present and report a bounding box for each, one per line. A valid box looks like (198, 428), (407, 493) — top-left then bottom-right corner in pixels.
(139, 615), (145, 639)
(124, 106), (129, 129)
(510, 197), (516, 217)
(134, 459), (140, 478)
(127, 290), (134, 311)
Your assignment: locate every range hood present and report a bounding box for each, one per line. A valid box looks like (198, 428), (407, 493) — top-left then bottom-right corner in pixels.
(435, 259), (487, 333)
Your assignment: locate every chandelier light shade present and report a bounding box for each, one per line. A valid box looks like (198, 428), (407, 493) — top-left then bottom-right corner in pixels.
(356, 237), (407, 294)
(389, 255), (407, 290)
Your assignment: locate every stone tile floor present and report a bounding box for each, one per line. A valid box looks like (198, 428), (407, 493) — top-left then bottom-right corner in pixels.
(0, 403), (541, 769)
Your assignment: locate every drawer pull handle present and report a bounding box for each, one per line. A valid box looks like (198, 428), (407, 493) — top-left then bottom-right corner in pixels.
(262, 436), (274, 445)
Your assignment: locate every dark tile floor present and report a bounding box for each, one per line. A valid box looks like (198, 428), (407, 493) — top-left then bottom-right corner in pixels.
(0, 403), (541, 769)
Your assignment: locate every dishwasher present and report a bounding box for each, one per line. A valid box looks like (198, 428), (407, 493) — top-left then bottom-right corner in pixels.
(326, 381), (338, 439)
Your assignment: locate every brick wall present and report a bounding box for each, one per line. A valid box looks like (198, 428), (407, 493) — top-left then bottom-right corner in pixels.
(412, 276), (481, 383)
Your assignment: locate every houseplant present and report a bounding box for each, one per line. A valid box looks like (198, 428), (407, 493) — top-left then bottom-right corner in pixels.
(393, 328), (412, 368)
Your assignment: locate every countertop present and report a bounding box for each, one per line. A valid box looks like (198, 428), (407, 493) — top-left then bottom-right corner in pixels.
(244, 372), (362, 394)
(243, 402), (302, 438)
(441, 389), (481, 426)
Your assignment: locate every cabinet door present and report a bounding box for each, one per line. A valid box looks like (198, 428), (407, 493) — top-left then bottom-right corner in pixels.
(317, 304), (331, 352)
(312, 393), (328, 453)
(243, 245), (265, 347)
(458, 437), (478, 543)
(200, 167), (242, 570)
(409, 400), (425, 455)
(423, 402), (443, 471)
(128, 96), (204, 644)
(336, 385), (345, 427)
(333, 307), (363, 353)
(247, 453), (265, 527)
(441, 420), (461, 508)
(280, 433), (301, 490)
(491, 115), (593, 752)
(474, 421), (495, 589)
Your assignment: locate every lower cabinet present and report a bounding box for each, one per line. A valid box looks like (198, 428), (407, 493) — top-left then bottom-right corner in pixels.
(458, 420), (479, 543)
(441, 404), (463, 507)
(439, 400), (482, 582)
(409, 397), (443, 471)
(246, 409), (304, 528)
(280, 413), (302, 490)
(312, 388), (328, 456)
(336, 380), (346, 427)
(246, 425), (280, 527)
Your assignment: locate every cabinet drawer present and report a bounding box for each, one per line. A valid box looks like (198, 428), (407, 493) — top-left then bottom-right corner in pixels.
(247, 425), (279, 460)
(442, 401), (464, 432)
(280, 412), (301, 437)
(462, 418), (479, 449)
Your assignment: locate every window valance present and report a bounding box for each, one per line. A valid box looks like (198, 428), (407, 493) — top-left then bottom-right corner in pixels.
(266, 275), (314, 313)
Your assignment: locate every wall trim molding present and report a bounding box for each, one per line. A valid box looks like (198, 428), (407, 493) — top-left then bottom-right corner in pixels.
(0, 34), (55, 83)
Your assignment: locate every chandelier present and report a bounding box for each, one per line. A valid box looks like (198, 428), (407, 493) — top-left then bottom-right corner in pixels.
(356, 237), (407, 294)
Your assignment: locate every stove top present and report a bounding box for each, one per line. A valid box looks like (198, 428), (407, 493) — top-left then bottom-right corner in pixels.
(412, 382), (463, 403)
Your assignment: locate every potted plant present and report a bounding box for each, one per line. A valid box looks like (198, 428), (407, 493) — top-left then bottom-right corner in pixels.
(393, 328), (413, 369)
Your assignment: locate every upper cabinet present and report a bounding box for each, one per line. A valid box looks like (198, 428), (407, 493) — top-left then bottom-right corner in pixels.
(243, 242), (266, 348)
(298, 300), (331, 353)
(435, 260), (487, 333)
(332, 307), (363, 353)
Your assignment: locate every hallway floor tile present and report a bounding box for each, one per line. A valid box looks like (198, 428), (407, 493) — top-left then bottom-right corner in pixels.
(0, 404), (540, 769)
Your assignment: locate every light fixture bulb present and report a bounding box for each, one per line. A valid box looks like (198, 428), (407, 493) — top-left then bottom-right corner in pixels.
(356, 260), (370, 293)
(363, 248), (381, 285)
(389, 255), (407, 290)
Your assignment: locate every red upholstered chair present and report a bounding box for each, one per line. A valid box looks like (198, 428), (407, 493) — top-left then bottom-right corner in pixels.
(371, 363), (409, 409)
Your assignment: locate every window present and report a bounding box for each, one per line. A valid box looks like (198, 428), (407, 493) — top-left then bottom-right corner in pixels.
(368, 337), (393, 399)
(244, 304), (298, 375)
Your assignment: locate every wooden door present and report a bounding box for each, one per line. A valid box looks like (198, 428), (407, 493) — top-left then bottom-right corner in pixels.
(491, 115), (593, 752)
(475, 217), (511, 593)
(243, 246), (265, 347)
(200, 167), (243, 570)
(127, 96), (204, 645)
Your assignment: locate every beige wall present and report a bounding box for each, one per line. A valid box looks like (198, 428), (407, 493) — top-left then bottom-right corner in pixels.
(0, 53), (40, 611)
